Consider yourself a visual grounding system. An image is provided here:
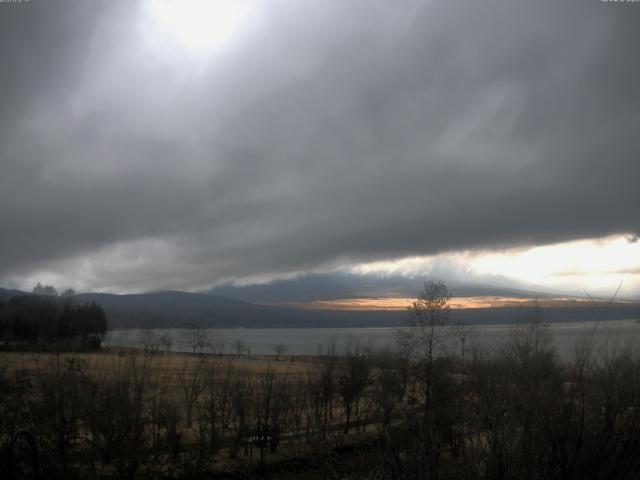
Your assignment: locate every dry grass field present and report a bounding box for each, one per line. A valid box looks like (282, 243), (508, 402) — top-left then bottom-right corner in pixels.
(0, 348), (317, 379)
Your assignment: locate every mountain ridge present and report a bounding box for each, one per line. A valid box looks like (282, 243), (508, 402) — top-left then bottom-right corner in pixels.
(2, 285), (639, 328)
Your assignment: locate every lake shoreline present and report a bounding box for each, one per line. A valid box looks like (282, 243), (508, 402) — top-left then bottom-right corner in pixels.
(104, 319), (640, 360)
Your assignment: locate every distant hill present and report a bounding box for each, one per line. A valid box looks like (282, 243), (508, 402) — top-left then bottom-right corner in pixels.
(72, 290), (406, 328)
(0, 287), (26, 300)
(2, 286), (639, 328)
(74, 290), (291, 328)
(67, 290), (640, 329)
(205, 272), (556, 303)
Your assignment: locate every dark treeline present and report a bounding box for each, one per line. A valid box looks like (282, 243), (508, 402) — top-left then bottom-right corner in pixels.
(0, 294), (107, 350)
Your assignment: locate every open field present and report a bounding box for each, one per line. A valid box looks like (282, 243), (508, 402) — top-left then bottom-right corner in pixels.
(0, 349), (316, 379)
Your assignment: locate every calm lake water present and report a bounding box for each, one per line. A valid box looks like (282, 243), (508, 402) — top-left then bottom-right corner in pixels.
(104, 320), (640, 360)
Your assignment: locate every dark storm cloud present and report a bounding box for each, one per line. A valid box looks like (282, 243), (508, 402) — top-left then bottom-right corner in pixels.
(1, 0), (639, 291)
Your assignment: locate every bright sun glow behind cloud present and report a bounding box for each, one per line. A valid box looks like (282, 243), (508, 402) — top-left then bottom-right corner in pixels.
(143, 0), (253, 52)
(468, 235), (640, 294)
(352, 234), (640, 298)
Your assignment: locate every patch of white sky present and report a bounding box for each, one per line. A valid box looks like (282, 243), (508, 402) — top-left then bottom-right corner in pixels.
(350, 234), (640, 299)
(138, 0), (259, 58)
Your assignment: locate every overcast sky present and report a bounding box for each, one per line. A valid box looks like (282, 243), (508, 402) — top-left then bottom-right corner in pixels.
(1, 0), (639, 295)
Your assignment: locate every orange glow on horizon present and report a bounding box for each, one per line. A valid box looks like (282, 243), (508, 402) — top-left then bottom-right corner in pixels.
(281, 296), (614, 311)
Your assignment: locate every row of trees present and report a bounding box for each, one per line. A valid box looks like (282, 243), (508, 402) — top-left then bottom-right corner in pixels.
(0, 294), (107, 350)
(31, 282), (75, 298)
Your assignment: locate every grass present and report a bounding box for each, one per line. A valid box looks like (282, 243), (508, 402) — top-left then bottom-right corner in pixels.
(0, 348), (316, 378)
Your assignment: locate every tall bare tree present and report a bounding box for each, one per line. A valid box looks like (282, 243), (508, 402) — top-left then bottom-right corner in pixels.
(398, 281), (451, 421)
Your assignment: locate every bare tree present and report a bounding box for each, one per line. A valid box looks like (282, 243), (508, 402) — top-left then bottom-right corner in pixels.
(317, 342), (339, 435)
(229, 376), (252, 459)
(272, 344), (288, 361)
(32, 282), (58, 296)
(181, 322), (211, 354)
(232, 339), (248, 357)
(140, 330), (161, 356)
(178, 358), (205, 428)
(397, 281), (451, 421)
(61, 288), (75, 298)
(198, 359), (235, 453)
(371, 350), (405, 427)
(251, 369), (291, 460)
(209, 330), (225, 355)
(337, 341), (371, 433)
(159, 333), (173, 354)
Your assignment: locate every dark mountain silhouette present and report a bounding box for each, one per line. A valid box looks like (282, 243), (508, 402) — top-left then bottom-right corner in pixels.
(205, 272), (557, 303)
(2, 286), (639, 328)
(0, 287), (26, 300)
(73, 290), (406, 328)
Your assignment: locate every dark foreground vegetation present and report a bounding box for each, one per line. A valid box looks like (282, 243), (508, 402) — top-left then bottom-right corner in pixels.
(1, 282), (640, 479)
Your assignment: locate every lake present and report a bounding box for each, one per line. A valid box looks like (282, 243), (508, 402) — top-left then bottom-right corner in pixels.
(104, 319), (640, 360)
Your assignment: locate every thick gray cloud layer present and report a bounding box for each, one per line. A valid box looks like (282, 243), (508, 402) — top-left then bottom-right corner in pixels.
(1, 0), (639, 291)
